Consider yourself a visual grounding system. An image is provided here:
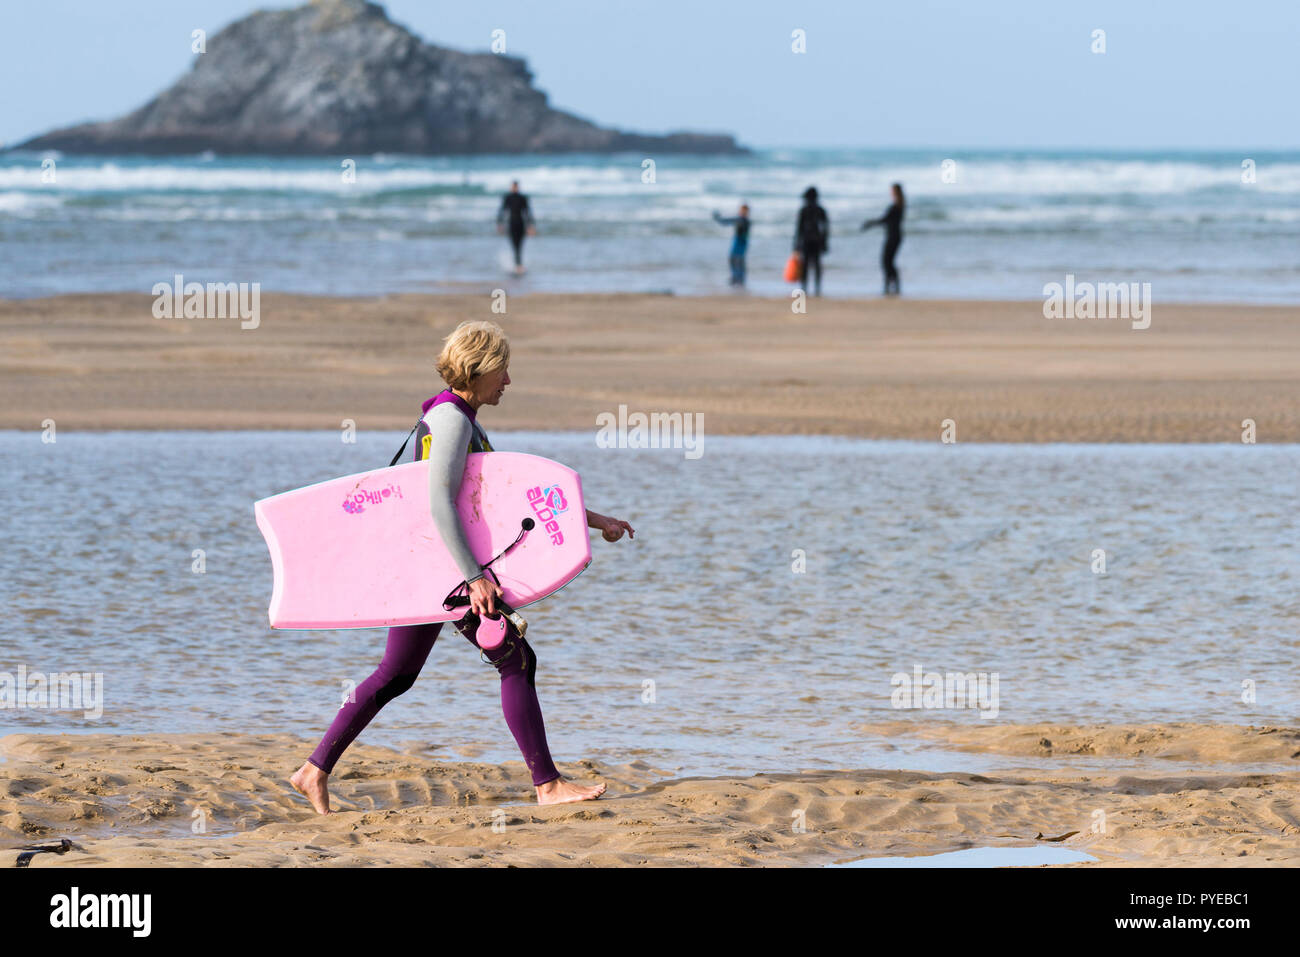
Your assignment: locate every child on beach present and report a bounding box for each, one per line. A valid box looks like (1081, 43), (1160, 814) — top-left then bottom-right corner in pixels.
(712, 204), (751, 286)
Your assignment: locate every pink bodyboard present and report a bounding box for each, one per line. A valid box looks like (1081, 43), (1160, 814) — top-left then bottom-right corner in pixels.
(254, 452), (590, 629)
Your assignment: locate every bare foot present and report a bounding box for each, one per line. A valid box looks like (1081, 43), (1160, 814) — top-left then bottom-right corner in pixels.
(535, 776), (606, 806)
(290, 761), (333, 815)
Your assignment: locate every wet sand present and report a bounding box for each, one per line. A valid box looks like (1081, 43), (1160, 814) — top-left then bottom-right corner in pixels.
(3, 727), (1296, 867)
(6, 293), (1297, 867)
(2, 293), (1298, 441)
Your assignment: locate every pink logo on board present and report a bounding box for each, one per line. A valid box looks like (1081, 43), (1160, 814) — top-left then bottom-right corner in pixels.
(527, 485), (567, 545)
(342, 483), (404, 515)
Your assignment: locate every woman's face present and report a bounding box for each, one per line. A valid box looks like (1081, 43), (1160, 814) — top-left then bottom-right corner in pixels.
(473, 364), (510, 405)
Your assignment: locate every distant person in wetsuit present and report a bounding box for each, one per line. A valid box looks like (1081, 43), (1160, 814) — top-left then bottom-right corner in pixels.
(497, 180), (536, 274)
(793, 186), (829, 296)
(712, 203), (751, 286)
(861, 183), (905, 296)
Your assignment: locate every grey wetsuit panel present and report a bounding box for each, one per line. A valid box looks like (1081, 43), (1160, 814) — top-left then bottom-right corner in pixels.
(422, 402), (485, 584)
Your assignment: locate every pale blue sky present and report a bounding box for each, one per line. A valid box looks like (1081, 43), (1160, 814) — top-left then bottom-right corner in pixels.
(2, 0), (1294, 149)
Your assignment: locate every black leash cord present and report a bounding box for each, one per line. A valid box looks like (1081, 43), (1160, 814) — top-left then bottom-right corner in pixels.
(442, 518), (534, 612)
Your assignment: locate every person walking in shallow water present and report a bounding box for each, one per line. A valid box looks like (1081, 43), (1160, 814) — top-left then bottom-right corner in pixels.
(793, 186), (829, 296)
(861, 183), (905, 296)
(497, 180), (535, 274)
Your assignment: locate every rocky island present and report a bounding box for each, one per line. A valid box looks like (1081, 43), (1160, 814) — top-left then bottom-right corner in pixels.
(18, 0), (745, 155)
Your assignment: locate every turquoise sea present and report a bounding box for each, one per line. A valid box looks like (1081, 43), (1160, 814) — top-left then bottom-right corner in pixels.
(2, 148), (1298, 301)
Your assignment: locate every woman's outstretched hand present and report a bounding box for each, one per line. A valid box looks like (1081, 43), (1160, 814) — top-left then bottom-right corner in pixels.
(601, 519), (635, 542)
(587, 509), (635, 543)
(468, 575), (502, 617)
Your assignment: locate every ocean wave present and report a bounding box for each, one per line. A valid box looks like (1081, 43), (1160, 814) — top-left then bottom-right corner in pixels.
(14, 196), (1296, 231)
(0, 191), (61, 214)
(2, 154), (1299, 199)
(0, 162), (499, 195)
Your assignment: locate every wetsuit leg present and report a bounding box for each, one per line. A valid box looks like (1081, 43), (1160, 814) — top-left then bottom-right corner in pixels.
(882, 236), (901, 295)
(307, 622), (441, 774)
(801, 243), (822, 296)
(457, 618), (561, 786)
(799, 244), (811, 291)
(509, 224), (525, 266)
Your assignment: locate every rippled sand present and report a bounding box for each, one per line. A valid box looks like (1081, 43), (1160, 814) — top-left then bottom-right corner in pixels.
(3, 293), (1299, 441)
(4, 729), (1296, 867)
(855, 722), (1300, 763)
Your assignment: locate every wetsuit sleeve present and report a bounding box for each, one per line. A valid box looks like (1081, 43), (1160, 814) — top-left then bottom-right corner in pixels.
(863, 205), (894, 230)
(497, 195), (508, 226)
(424, 403), (484, 584)
(822, 209), (830, 249)
(522, 196), (534, 227)
(714, 213), (738, 226)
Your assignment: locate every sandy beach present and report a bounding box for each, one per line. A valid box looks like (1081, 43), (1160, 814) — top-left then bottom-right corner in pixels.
(2, 293), (1298, 441)
(4, 292), (1298, 869)
(3, 726), (1296, 867)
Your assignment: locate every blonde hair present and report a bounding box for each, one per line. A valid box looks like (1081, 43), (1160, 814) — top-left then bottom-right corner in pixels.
(435, 320), (510, 390)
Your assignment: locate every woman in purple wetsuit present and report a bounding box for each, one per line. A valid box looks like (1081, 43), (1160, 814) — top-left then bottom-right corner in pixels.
(290, 320), (635, 813)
